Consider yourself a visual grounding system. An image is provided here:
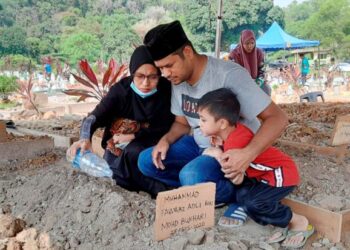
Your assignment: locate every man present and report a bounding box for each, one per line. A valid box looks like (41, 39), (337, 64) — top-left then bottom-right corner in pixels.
(138, 20), (288, 218)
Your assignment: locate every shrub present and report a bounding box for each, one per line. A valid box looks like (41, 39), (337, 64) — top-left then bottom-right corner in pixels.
(0, 75), (18, 100)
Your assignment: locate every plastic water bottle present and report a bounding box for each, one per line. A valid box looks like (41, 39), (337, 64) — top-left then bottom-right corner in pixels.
(66, 148), (113, 178)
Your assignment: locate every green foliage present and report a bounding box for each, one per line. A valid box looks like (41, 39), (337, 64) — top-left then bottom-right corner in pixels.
(285, 0), (350, 59)
(60, 32), (102, 64)
(0, 0), (349, 61)
(183, 1), (216, 52)
(101, 12), (141, 62)
(0, 54), (34, 71)
(0, 101), (18, 109)
(183, 0), (284, 52)
(0, 75), (18, 99)
(0, 26), (27, 56)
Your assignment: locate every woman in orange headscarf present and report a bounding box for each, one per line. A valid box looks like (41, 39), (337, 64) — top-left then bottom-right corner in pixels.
(229, 30), (271, 95)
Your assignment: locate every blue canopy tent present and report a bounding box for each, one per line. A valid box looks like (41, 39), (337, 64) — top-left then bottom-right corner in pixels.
(257, 22), (320, 51)
(230, 22), (320, 51)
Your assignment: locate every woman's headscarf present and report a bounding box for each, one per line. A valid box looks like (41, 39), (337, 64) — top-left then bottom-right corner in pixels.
(129, 45), (158, 75)
(229, 30), (264, 79)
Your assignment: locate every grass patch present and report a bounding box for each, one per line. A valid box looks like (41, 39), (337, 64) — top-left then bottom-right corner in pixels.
(0, 101), (18, 109)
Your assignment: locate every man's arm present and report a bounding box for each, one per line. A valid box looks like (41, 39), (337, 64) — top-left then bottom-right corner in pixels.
(152, 116), (191, 169)
(221, 102), (288, 178)
(161, 115), (191, 144)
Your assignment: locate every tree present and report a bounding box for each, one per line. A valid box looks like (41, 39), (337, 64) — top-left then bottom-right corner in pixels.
(183, 0), (216, 52)
(101, 13), (141, 62)
(0, 75), (17, 101)
(182, 0), (282, 51)
(284, 0), (350, 59)
(0, 26), (27, 56)
(60, 32), (102, 64)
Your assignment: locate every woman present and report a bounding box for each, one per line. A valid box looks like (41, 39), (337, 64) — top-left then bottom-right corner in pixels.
(67, 45), (174, 198)
(229, 30), (271, 96)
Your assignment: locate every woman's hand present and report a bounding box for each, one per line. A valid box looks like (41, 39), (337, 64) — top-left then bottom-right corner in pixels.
(67, 139), (92, 159)
(112, 134), (135, 144)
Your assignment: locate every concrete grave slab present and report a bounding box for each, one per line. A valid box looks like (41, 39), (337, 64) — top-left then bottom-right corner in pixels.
(0, 136), (54, 162)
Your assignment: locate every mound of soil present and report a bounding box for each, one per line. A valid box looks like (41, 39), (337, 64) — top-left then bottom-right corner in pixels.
(0, 149), (349, 249)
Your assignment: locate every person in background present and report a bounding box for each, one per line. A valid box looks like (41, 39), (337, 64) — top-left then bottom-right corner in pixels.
(229, 30), (271, 96)
(300, 53), (310, 85)
(44, 61), (52, 81)
(67, 45), (174, 198)
(197, 88), (314, 249)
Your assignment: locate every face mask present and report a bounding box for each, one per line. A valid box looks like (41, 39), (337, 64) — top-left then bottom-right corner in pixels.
(130, 82), (157, 98)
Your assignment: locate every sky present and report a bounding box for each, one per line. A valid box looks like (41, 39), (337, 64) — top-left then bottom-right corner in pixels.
(274, 0), (306, 8)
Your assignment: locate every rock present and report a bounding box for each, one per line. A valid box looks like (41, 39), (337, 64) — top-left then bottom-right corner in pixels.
(318, 195), (344, 211)
(321, 237), (330, 245)
(312, 242), (323, 247)
(69, 236), (80, 248)
(170, 238), (188, 250)
(38, 232), (51, 249)
(258, 241), (275, 250)
(42, 111), (56, 120)
(6, 239), (22, 250)
(0, 214), (26, 238)
(23, 239), (39, 250)
(187, 229), (205, 245)
(0, 239), (8, 250)
(1, 204), (12, 214)
(228, 240), (248, 250)
(16, 228), (37, 243)
(204, 230), (215, 244)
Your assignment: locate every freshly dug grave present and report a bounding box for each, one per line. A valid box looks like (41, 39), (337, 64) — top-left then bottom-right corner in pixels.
(279, 103), (350, 146)
(276, 143), (350, 212)
(14, 116), (82, 138)
(1, 102), (350, 249)
(11, 103), (350, 147)
(0, 149), (349, 250)
(0, 150), (277, 250)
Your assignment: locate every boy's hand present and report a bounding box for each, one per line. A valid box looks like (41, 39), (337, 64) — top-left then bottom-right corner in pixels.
(210, 136), (223, 147)
(152, 139), (169, 170)
(220, 148), (254, 178)
(230, 172), (244, 185)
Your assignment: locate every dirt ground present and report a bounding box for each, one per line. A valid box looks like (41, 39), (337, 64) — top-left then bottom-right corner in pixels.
(1, 103), (350, 250)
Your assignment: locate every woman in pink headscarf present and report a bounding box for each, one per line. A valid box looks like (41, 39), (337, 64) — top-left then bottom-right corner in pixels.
(229, 30), (271, 95)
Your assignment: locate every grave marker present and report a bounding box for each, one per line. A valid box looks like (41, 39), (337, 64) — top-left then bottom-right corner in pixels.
(331, 115), (350, 146)
(154, 182), (215, 241)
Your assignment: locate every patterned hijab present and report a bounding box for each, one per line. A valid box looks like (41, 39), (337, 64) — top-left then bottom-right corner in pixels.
(229, 30), (264, 79)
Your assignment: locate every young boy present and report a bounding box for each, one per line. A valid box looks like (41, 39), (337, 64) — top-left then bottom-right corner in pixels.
(198, 88), (314, 249)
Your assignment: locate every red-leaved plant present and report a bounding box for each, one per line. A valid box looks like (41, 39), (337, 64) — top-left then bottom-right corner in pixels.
(63, 59), (128, 102)
(17, 74), (40, 114)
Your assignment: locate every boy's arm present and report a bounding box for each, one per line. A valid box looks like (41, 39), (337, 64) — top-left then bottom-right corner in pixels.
(221, 102), (288, 179)
(152, 115), (190, 169)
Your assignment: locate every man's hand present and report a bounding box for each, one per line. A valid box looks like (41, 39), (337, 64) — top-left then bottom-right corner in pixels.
(152, 138), (170, 170)
(220, 148), (254, 179)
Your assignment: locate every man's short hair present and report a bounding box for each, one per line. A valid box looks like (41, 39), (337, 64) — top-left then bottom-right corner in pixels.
(198, 88), (241, 126)
(143, 20), (190, 61)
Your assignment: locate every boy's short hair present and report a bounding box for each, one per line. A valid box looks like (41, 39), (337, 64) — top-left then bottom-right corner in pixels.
(198, 88), (240, 126)
(143, 20), (190, 60)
